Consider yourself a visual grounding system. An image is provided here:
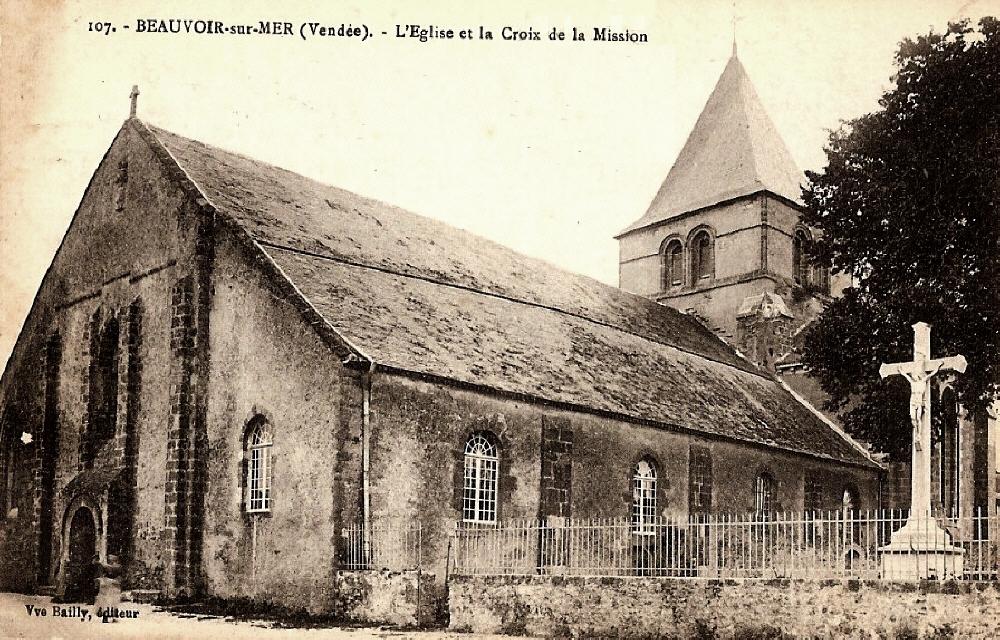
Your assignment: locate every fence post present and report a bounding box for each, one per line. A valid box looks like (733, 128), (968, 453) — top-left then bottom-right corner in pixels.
(416, 523), (422, 625)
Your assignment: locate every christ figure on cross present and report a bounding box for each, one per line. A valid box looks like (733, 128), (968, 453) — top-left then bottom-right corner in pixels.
(900, 360), (945, 450)
(879, 322), (966, 519)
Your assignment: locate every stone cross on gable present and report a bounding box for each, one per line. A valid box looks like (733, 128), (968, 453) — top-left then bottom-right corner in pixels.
(129, 85), (140, 119)
(879, 322), (966, 519)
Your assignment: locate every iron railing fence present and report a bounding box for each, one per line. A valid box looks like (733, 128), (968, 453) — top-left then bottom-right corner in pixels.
(341, 521), (422, 571)
(452, 509), (1000, 580)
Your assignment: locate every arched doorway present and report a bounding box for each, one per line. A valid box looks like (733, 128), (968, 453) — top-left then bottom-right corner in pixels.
(63, 507), (97, 603)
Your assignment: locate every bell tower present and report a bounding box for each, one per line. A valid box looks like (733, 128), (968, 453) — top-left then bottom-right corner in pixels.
(616, 49), (838, 369)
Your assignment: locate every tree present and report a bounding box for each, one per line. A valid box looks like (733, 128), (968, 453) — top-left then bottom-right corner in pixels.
(800, 17), (1000, 460)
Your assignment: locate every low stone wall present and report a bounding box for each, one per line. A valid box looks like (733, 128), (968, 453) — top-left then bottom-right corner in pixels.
(333, 570), (445, 627)
(448, 575), (1000, 638)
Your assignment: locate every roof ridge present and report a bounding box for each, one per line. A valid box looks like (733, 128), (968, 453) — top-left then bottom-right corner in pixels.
(259, 239), (773, 381)
(143, 121), (313, 182)
(144, 121), (628, 297)
(133, 119), (375, 363)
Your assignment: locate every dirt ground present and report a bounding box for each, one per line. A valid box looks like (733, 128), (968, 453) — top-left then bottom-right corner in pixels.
(0, 592), (520, 640)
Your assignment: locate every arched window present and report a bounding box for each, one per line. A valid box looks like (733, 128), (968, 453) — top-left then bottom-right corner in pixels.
(244, 418), (273, 513)
(793, 229), (812, 286)
(754, 472), (775, 518)
(661, 239), (684, 290)
(691, 230), (714, 284)
(463, 433), (498, 523)
(632, 458), (657, 533)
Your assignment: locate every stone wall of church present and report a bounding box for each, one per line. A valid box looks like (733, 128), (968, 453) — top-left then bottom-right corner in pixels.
(200, 234), (363, 614)
(366, 375), (544, 580)
(367, 373), (880, 581)
(0, 121), (203, 594)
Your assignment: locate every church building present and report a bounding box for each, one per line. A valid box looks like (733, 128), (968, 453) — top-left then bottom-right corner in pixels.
(0, 61), (881, 611)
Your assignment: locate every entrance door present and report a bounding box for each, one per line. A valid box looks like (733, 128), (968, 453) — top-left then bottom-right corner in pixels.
(63, 507), (97, 603)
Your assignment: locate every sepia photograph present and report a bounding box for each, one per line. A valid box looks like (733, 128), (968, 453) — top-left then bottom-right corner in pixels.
(1, 1), (998, 637)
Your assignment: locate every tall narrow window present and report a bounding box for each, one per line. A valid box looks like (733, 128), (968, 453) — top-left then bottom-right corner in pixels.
(0, 427), (15, 517)
(85, 313), (120, 466)
(803, 477), (823, 538)
(754, 472), (775, 518)
(632, 459), (657, 533)
(245, 418), (273, 513)
(817, 266), (831, 293)
(793, 229), (812, 286)
(688, 445), (713, 514)
(804, 478), (823, 514)
(691, 230), (713, 283)
(662, 239), (684, 290)
(463, 433), (499, 523)
(669, 243), (683, 286)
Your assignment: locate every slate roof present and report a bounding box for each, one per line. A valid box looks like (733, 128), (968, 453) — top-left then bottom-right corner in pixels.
(143, 121), (876, 468)
(620, 51), (804, 235)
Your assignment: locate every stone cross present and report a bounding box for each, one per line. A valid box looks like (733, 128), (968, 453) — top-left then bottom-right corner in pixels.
(129, 85), (140, 118)
(879, 322), (966, 519)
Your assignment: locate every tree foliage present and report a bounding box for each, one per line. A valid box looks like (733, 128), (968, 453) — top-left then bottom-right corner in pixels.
(800, 17), (1000, 459)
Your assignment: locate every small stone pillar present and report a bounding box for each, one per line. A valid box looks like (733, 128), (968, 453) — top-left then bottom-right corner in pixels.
(93, 554), (123, 613)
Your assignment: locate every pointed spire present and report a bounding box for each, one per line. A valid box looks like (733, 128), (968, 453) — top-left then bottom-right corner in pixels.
(618, 50), (803, 236)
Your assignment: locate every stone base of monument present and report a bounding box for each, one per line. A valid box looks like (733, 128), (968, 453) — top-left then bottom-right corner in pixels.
(879, 518), (965, 580)
(94, 577), (122, 616)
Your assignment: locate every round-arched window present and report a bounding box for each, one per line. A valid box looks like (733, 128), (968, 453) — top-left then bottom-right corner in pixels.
(245, 418), (273, 513)
(632, 459), (657, 533)
(691, 230), (714, 284)
(463, 433), (499, 523)
(662, 239), (684, 290)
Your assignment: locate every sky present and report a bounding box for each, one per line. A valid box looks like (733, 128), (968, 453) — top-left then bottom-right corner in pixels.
(1, 0), (998, 367)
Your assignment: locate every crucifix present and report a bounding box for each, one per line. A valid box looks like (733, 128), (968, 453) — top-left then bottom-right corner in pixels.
(879, 322), (966, 520)
(129, 85), (140, 119)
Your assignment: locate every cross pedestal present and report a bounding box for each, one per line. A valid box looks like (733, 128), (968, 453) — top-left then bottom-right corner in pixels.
(879, 511), (965, 580)
(878, 322), (967, 580)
